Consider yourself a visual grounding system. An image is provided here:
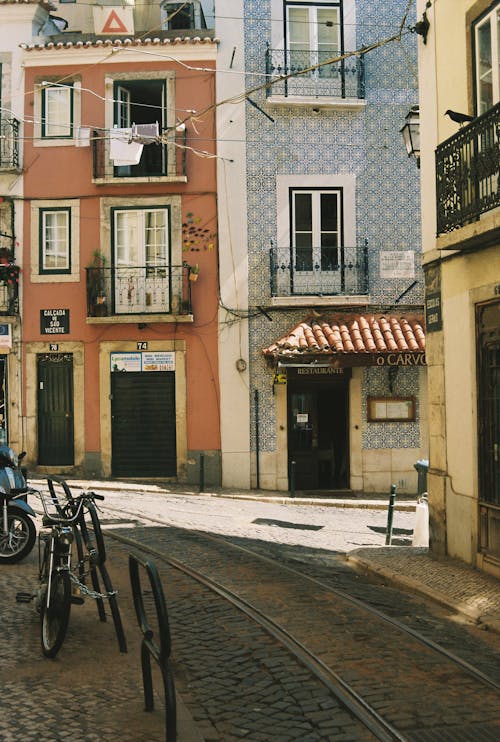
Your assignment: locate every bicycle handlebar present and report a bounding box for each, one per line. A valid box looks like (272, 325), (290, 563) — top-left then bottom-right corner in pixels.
(38, 486), (105, 523)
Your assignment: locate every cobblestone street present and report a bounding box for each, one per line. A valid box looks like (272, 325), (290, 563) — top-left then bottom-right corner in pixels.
(1, 484), (499, 741)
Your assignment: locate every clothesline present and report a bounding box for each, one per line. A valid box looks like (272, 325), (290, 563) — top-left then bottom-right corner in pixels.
(109, 122), (160, 165)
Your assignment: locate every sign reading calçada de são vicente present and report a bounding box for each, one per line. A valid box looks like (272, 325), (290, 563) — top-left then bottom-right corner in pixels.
(40, 309), (70, 335)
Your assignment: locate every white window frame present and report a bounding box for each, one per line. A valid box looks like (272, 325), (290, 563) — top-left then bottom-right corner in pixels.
(34, 80), (81, 148)
(474, 3), (500, 114)
(286, 3), (341, 61)
(40, 208), (71, 273)
(291, 188), (342, 271)
(99, 72), (180, 182)
(112, 205), (172, 314)
(285, 3), (341, 83)
(30, 200), (80, 283)
(275, 174), (358, 302)
(116, 85), (131, 129)
(114, 208), (170, 268)
(271, 0), (355, 53)
(41, 84), (73, 138)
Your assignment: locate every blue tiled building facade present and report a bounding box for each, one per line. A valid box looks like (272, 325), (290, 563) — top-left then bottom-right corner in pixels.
(231, 0), (426, 492)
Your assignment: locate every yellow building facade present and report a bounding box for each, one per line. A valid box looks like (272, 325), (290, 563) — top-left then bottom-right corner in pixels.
(417, 0), (500, 576)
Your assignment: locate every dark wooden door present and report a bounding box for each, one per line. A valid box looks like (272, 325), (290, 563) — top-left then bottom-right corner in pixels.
(37, 353), (74, 465)
(288, 390), (319, 489)
(288, 385), (349, 490)
(478, 301), (500, 559)
(111, 371), (176, 477)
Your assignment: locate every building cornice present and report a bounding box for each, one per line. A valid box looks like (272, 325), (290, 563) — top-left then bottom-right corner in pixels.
(21, 34), (218, 66)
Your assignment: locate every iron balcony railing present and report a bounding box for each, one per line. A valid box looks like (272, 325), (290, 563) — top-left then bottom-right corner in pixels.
(436, 101), (500, 234)
(265, 47), (365, 100)
(0, 117), (21, 170)
(0, 263), (20, 315)
(270, 243), (369, 297)
(86, 263), (192, 317)
(92, 127), (188, 179)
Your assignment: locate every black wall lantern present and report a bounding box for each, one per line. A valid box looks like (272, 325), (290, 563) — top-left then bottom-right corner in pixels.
(410, 2), (431, 44)
(400, 105), (420, 168)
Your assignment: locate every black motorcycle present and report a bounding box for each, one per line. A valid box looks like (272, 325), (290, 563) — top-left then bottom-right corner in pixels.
(0, 446), (36, 563)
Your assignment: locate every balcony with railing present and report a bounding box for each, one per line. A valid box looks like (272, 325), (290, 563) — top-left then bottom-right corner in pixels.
(0, 117), (21, 170)
(265, 47), (365, 101)
(436, 102), (500, 235)
(0, 263), (20, 315)
(270, 244), (369, 297)
(92, 127), (188, 181)
(86, 263), (193, 318)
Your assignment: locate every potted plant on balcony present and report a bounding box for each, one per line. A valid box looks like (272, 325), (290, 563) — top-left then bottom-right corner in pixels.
(0, 250), (20, 314)
(87, 249), (108, 316)
(188, 263), (200, 282)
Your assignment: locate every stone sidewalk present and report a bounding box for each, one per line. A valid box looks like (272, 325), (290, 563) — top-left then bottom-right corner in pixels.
(347, 546), (500, 633)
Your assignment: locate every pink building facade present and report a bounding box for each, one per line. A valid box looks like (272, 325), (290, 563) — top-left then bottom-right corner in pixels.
(19, 30), (220, 482)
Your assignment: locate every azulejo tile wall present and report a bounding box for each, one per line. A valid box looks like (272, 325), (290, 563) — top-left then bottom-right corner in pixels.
(362, 366), (421, 449)
(243, 0), (423, 455)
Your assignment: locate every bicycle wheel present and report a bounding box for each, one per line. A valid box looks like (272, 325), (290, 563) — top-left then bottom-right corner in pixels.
(40, 570), (71, 658)
(0, 509), (36, 563)
(79, 500), (106, 566)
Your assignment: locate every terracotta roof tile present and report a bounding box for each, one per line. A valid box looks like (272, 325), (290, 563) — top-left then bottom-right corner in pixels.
(263, 314), (425, 358)
(21, 34), (217, 52)
(1, 1), (55, 7)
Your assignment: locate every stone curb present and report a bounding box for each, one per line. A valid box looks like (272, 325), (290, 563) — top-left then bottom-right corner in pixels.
(346, 553), (500, 634)
(206, 492), (416, 511)
(28, 479), (416, 512)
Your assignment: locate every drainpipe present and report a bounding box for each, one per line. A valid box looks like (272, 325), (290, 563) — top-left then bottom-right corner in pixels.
(254, 389), (260, 490)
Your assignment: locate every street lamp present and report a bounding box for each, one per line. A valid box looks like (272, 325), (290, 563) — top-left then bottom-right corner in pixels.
(400, 105), (420, 168)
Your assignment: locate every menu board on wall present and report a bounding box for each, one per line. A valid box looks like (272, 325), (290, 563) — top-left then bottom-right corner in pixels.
(367, 396), (416, 422)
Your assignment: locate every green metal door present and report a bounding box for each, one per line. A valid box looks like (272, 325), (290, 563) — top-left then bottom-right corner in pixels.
(37, 353), (74, 465)
(111, 371), (176, 477)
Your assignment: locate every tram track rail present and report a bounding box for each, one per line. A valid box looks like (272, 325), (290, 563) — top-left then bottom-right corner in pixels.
(98, 502), (499, 694)
(91, 502), (500, 740)
(108, 528), (405, 742)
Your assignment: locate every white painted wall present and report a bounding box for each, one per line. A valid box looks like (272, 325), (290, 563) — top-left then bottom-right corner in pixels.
(215, 1), (251, 488)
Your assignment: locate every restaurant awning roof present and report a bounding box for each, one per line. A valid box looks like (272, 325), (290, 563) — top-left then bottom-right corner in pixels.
(262, 314), (426, 367)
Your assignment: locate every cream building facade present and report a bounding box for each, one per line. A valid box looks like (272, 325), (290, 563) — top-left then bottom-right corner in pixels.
(417, 0), (500, 575)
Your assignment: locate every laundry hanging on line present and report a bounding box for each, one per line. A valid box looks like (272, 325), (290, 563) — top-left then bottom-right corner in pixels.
(109, 123), (160, 166)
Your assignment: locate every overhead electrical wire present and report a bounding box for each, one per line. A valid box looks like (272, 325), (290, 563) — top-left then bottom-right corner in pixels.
(8, 0), (417, 143)
(4, 0), (417, 324)
(154, 0), (416, 136)
(38, 0), (410, 30)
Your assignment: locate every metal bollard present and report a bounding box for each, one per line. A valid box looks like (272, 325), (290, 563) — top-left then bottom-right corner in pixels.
(199, 453), (205, 493)
(129, 554), (177, 742)
(289, 460), (296, 498)
(385, 484), (397, 545)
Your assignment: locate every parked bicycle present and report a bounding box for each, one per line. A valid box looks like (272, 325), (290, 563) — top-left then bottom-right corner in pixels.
(17, 478), (127, 658)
